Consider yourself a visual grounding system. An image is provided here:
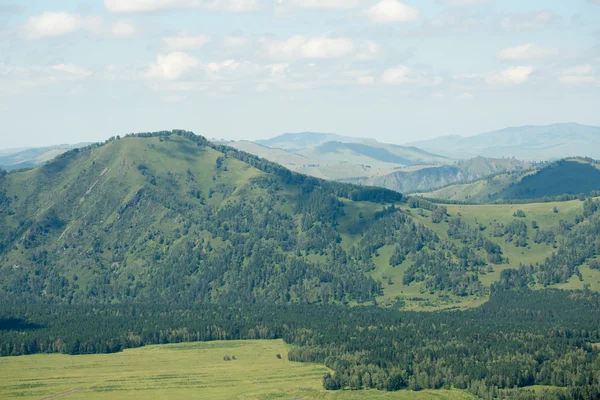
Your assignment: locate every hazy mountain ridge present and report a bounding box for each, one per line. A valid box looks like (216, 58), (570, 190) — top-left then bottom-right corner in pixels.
(419, 157), (600, 203)
(407, 123), (600, 160)
(355, 156), (533, 194)
(0, 143), (91, 170)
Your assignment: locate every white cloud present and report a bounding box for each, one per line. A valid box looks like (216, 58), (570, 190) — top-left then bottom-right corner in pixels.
(224, 36), (249, 48)
(501, 11), (558, 32)
(275, 0), (361, 9)
(162, 34), (211, 51)
(146, 52), (200, 80)
(365, 0), (420, 24)
(23, 12), (82, 38)
(497, 43), (558, 61)
(380, 66), (441, 86)
(51, 64), (93, 78)
(487, 66), (534, 85)
(22, 12), (135, 39)
(262, 36), (355, 60)
(356, 40), (383, 61)
(105, 0), (260, 13)
(357, 76), (376, 85)
(456, 92), (474, 100)
(111, 21), (136, 37)
(559, 65), (598, 85)
(441, 0), (488, 6)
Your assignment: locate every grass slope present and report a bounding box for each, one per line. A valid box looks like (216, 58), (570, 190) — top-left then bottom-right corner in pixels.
(0, 339), (474, 400)
(367, 199), (589, 310)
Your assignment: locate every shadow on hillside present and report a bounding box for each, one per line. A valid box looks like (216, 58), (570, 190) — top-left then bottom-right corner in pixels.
(0, 318), (44, 331)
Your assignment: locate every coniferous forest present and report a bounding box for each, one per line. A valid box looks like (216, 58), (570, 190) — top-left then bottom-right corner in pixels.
(2, 131), (600, 399)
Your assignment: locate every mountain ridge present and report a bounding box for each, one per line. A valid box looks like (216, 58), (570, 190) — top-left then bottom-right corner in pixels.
(407, 123), (600, 160)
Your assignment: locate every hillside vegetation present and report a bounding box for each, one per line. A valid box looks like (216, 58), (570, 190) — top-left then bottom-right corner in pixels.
(359, 156), (532, 194)
(420, 158), (600, 203)
(4, 131), (600, 399)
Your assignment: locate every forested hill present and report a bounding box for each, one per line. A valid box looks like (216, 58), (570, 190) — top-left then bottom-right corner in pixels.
(0, 130), (402, 305)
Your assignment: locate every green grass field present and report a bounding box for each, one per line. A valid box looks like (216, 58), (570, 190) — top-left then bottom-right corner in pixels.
(0, 340), (474, 400)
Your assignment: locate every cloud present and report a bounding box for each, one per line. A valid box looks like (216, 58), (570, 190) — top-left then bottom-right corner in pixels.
(23, 12), (82, 38)
(224, 36), (249, 48)
(487, 66), (534, 85)
(355, 40), (383, 61)
(262, 36), (355, 60)
(497, 43), (558, 61)
(559, 65), (598, 85)
(105, 0), (260, 13)
(456, 92), (474, 100)
(162, 34), (211, 51)
(365, 0), (420, 24)
(274, 0), (361, 9)
(380, 66), (441, 86)
(111, 21), (136, 37)
(501, 11), (558, 32)
(22, 12), (136, 39)
(441, 0), (488, 6)
(357, 76), (376, 85)
(146, 52), (200, 80)
(0, 63), (92, 92)
(51, 64), (93, 78)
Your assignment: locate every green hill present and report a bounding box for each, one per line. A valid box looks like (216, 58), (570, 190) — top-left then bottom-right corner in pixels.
(360, 157), (532, 195)
(2, 131), (600, 312)
(497, 158), (600, 200)
(420, 158), (600, 203)
(4, 132), (600, 398)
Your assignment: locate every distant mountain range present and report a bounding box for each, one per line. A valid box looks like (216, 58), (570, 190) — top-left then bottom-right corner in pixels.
(4, 123), (599, 197)
(352, 156), (533, 194)
(0, 144), (90, 170)
(407, 123), (600, 160)
(419, 158), (600, 203)
(225, 132), (449, 182)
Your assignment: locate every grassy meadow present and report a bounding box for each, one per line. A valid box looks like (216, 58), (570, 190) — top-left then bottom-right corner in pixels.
(0, 340), (474, 400)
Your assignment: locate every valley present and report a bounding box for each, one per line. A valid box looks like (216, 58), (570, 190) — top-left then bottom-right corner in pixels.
(0, 339), (474, 400)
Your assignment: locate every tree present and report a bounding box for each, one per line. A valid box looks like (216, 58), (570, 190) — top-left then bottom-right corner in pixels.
(323, 373), (342, 390)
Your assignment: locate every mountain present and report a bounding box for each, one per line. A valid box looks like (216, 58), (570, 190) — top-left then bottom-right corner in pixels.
(0, 131), (404, 306)
(255, 131), (362, 151)
(407, 123), (600, 160)
(354, 156), (532, 194)
(498, 158), (600, 200)
(0, 143), (90, 171)
(230, 133), (449, 181)
(419, 158), (600, 203)
(5, 131), (600, 398)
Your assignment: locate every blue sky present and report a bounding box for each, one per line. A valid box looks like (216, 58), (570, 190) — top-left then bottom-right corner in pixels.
(0, 0), (599, 148)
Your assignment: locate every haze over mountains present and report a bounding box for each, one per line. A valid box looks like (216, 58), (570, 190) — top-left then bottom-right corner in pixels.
(2, 123), (598, 197)
(408, 123), (600, 161)
(0, 144), (90, 171)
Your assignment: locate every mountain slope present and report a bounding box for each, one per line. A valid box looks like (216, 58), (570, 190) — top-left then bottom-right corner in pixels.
(3, 131), (599, 313)
(408, 123), (600, 160)
(357, 157), (532, 194)
(231, 133), (449, 181)
(419, 158), (600, 203)
(255, 132), (361, 151)
(497, 158), (600, 200)
(0, 131), (404, 305)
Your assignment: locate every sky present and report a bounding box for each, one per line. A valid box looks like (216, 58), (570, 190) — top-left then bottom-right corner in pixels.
(0, 0), (599, 149)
